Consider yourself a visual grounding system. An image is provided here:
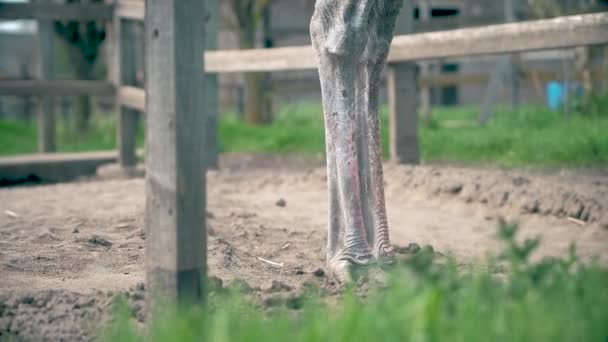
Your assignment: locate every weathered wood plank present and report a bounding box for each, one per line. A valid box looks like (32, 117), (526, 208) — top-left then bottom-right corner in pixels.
(417, 0), (432, 126)
(205, 0), (219, 169)
(478, 57), (511, 125)
(117, 21), (139, 168)
(145, 0), (207, 307)
(205, 13), (608, 73)
(504, 0), (521, 110)
(388, 63), (420, 165)
(118, 86), (146, 112)
(0, 3), (114, 20)
(116, 0), (144, 21)
(0, 80), (114, 96)
(387, 0), (419, 165)
(205, 45), (314, 73)
(389, 12), (608, 62)
(36, 18), (55, 153)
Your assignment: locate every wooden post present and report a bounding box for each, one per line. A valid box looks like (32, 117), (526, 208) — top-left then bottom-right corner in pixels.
(478, 57), (510, 125)
(602, 45), (608, 94)
(387, 0), (419, 164)
(418, 0), (432, 125)
(118, 20), (138, 168)
(145, 0), (207, 307)
(108, 0), (138, 171)
(505, 0), (520, 109)
(562, 50), (571, 119)
(36, 18), (55, 152)
(206, 0), (219, 169)
(478, 0), (520, 124)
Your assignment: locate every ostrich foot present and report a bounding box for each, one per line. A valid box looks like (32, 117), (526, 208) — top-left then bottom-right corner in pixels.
(328, 248), (390, 285)
(374, 243), (396, 266)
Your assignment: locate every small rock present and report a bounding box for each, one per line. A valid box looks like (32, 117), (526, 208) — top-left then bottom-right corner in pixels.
(443, 182), (463, 194)
(86, 235), (112, 247)
(512, 176), (530, 186)
(208, 224), (216, 236)
(313, 268), (325, 277)
(72, 228), (79, 234)
(260, 280), (292, 293)
(522, 199), (540, 213)
(275, 198), (287, 207)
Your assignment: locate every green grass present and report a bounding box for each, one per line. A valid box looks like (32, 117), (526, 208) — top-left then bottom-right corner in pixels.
(2, 101), (608, 167)
(103, 224), (608, 342)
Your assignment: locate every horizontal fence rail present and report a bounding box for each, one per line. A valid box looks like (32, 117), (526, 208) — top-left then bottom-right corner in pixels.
(118, 86), (146, 112)
(0, 3), (114, 20)
(0, 80), (115, 96)
(116, 0), (144, 21)
(205, 13), (608, 73)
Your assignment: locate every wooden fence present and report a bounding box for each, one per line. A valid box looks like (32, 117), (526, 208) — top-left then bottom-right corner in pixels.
(1, 0), (607, 164)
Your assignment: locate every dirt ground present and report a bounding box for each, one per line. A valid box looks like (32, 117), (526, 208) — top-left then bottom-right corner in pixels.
(1, 153), (607, 341)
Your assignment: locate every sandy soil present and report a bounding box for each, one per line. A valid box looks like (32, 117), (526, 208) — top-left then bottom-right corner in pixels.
(1, 154), (607, 341)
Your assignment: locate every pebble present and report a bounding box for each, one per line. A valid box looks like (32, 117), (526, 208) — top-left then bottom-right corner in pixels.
(260, 280), (292, 293)
(313, 268), (325, 277)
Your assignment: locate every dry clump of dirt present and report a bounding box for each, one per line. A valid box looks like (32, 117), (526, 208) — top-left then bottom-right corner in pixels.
(0, 283), (146, 342)
(381, 164), (608, 225)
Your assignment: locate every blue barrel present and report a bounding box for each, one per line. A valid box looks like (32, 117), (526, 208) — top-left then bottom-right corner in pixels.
(546, 81), (563, 111)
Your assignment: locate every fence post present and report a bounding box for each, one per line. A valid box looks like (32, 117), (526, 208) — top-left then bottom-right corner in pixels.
(118, 20), (138, 168)
(108, 2), (138, 171)
(479, 0), (521, 124)
(418, 0), (432, 125)
(206, 0), (219, 169)
(387, 0), (419, 165)
(505, 0), (521, 109)
(145, 0), (207, 307)
(36, 18), (55, 152)
(388, 63), (420, 164)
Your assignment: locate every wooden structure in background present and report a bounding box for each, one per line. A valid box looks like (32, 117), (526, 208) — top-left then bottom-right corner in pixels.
(36, 11), (55, 152)
(388, 0), (419, 164)
(0, 1), (607, 165)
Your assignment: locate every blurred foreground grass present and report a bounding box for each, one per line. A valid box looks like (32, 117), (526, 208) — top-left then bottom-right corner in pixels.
(1, 101), (607, 167)
(103, 224), (608, 342)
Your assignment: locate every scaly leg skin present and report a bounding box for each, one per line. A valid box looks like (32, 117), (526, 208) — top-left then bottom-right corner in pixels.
(311, 0), (402, 283)
(363, 0), (402, 264)
(318, 53), (374, 283)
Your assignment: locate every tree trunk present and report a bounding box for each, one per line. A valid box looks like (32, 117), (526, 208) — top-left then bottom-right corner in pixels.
(244, 72), (270, 124)
(239, 25), (270, 124)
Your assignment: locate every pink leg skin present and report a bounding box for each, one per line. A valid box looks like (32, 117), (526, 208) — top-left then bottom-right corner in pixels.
(311, 0), (402, 282)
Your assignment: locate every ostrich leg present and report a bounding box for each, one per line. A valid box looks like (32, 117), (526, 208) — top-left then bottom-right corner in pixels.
(311, 0), (402, 281)
(359, 0), (402, 261)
